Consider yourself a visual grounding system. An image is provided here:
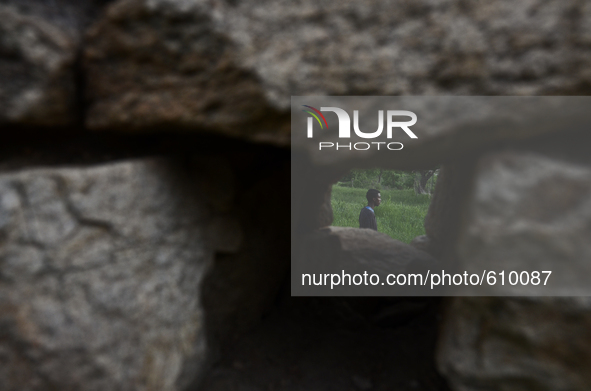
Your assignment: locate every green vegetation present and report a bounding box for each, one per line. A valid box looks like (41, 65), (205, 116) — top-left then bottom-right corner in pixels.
(339, 169), (415, 190)
(337, 168), (437, 193)
(331, 185), (431, 244)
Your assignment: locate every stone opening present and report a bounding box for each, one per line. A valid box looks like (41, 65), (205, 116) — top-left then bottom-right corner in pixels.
(285, 159), (459, 390)
(330, 168), (438, 244)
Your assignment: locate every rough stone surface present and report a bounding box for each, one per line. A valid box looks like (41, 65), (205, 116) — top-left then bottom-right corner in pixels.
(0, 159), (212, 391)
(423, 163), (477, 262)
(291, 96), (591, 169)
(435, 135), (591, 389)
(303, 226), (437, 274)
(293, 226), (439, 295)
(84, 0), (288, 140)
(0, 5), (74, 125)
(0, 0), (108, 126)
(4, 0), (591, 389)
(409, 235), (432, 255)
(85, 0), (591, 143)
(457, 149), (591, 295)
(438, 297), (591, 391)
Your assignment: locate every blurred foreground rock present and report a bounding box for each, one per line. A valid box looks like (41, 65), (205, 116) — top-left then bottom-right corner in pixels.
(434, 132), (591, 390)
(457, 149), (591, 295)
(409, 235), (433, 255)
(0, 159), (211, 390)
(294, 227), (438, 295)
(423, 163), (477, 263)
(438, 297), (591, 391)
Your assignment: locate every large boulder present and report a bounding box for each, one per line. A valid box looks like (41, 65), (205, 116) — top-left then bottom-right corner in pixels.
(84, 0), (288, 141)
(85, 0), (591, 144)
(437, 133), (591, 389)
(0, 159), (214, 390)
(456, 147), (591, 295)
(289, 96), (591, 169)
(0, 148), (292, 390)
(293, 226), (439, 296)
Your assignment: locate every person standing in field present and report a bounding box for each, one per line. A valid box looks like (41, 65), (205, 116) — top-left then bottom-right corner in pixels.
(359, 189), (381, 231)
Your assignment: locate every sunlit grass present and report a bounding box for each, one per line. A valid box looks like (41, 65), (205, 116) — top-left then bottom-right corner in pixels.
(331, 186), (430, 243)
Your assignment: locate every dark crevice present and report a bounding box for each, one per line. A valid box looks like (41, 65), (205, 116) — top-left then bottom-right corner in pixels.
(0, 130), (289, 173)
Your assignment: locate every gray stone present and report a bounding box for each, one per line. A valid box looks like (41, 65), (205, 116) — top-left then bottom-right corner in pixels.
(457, 150), (591, 295)
(213, 0), (591, 101)
(423, 163), (477, 261)
(438, 297), (591, 391)
(85, 0), (591, 144)
(0, 0), (107, 126)
(293, 226), (439, 295)
(0, 5), (74, 125)
(0, 159), (213, 391)
(290, 96), (591, 168)
(409, 235), (432, 255)
(84, 0), (283, 140)
(436, 142), (591, 389)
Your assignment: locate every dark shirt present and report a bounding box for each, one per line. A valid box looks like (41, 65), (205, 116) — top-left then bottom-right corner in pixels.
(359, 206), (377, 230)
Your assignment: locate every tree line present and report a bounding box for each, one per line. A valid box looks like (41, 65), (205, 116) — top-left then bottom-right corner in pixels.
(338, 168), (438, 195)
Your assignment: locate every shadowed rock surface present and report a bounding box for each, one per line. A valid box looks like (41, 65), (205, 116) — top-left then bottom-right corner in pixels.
(0, 159), (210, 391)
(457, 149), (591, 295)
(438, 297), (591, 391)
(294, 226), (440, 296)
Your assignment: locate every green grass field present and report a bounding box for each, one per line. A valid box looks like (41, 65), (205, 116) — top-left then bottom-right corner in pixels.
(331, 186), (431, 243)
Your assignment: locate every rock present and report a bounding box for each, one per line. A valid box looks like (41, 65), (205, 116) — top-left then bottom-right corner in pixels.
(438, 297), (591, 391)
(84, 0), (288, 142)
(423, 163), (477, 262)
(85, 0), (591, 144)
(291, 155), (346, 234)
(352, 375), (373, 390)
(317, 183), (335, 229)
(457, 149), (591, 295)
(436, 138), (591, 388)
(0, 5), (75, 125)
(409, 235), (432, 255)
(0, 0), (107, 126)
(0, 159), (212, 391)
(292, 226), (439, 295)
(290, 96), (591, 168)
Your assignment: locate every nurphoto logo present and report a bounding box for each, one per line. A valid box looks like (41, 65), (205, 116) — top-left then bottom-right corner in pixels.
(302, 105), (418, 151)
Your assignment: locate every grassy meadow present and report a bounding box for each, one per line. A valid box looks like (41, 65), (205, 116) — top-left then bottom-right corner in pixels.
(331, 186), (431, 243)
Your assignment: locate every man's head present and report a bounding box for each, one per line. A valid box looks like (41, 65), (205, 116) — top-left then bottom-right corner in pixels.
(366, 189), (381, 206)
